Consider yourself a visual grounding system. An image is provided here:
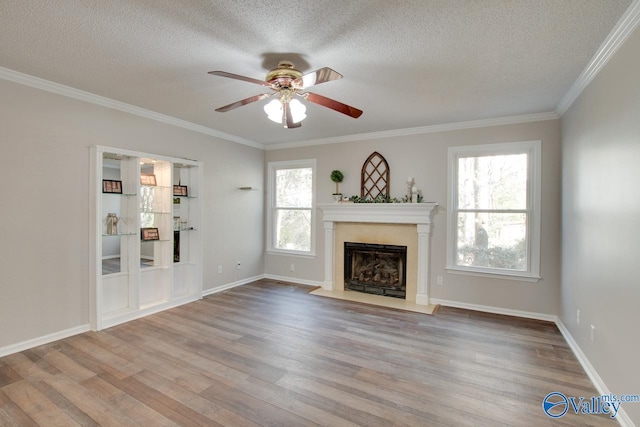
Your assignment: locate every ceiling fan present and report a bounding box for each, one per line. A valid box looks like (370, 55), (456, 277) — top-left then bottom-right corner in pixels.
(208, 61), (363, 129)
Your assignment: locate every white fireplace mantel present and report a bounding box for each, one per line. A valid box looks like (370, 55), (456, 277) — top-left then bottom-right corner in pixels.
(318, 202), (438, 224)
(318, 202), (438, 306)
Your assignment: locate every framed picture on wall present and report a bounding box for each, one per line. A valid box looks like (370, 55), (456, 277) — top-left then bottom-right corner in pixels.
(140, 174), (157, 186)
(141, 227), (160, 241)
(173, 185), (188, 196)
(102, 179), (123, 194)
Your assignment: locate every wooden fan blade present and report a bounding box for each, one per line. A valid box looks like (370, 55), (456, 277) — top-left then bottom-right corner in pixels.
(215, 93), (274, 112)
(293, 67), (342, 89)
(208, 70), (274, 88)
(303, 92), (363, 118)
(283, 103), (302, 128)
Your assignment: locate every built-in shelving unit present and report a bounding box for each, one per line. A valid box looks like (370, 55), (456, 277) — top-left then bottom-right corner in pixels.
(90, 146), (203, 331)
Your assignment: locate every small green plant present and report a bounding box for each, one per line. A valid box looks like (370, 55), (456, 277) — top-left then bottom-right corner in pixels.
(330, 170), (344, 195)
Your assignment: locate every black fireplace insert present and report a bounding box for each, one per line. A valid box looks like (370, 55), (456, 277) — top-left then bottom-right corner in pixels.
(344, 242), (407, 298)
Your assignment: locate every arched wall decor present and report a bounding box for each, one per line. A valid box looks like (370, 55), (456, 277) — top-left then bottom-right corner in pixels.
(361, 151), (390, 199)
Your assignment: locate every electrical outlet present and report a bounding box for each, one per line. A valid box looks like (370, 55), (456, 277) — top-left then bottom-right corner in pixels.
(436, 275), (444, 286)
(590, 325), (596, 343)
(217, 265), (222, 274)
(576, 309), (580, 325)
(236, 262), (241, 270)
(290, 263), (295, 272)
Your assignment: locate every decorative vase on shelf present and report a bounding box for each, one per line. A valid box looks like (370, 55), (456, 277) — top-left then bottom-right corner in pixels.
(332, 193), (343, 203)
(106, 213), (118, 235)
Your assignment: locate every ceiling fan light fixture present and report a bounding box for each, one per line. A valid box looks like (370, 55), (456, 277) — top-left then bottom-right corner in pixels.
(264, 99), (282, 123)
(289, 99), (307, 123)
(263, 98), (307, 125)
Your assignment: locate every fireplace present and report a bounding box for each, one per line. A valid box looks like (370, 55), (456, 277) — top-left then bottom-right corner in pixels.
(318, 203), (437, 306)
(344, 242), (407, 298)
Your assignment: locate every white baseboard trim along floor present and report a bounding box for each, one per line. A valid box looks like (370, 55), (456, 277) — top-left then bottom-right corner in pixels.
(0, 279), (633, 426)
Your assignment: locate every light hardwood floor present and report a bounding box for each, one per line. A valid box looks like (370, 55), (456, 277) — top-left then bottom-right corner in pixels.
(0, 279), (616, 426)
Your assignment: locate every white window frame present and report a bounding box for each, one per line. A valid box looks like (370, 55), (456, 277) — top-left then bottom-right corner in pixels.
(267, 159), (317, 257)
(446, 140), (541, 281)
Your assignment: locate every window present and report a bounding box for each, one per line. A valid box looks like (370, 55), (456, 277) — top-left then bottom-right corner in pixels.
(267, 159), (316, 256)
(446, 141), (541, 280)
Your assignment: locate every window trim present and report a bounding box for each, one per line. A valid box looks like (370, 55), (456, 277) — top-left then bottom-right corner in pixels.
(446, 140), (541, 281)
(266, 159), (317, 257)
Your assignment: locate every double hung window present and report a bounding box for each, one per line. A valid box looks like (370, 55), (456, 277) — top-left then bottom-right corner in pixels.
(267, 160), (316, 256)
(447, 141), (541, 280)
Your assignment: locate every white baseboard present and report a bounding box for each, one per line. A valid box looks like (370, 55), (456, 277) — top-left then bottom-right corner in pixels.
(99, 294), (201, 331)
(432, 298), (633, 426)
(263, 274), (324, 288)
(201, 274), (321, 298)
(430, 298), (557, 322)
(555, 320), (634, 427)
(202, 274), (266, 296)
(0, 324), (90, 358)
(0, 274), (302, 358)
(1, 290), (632, 426)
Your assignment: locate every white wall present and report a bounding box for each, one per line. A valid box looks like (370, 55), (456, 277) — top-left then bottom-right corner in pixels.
(0, 79), (264, 348)
(561, 26), (640, 425)
(265, 118), (562, 315)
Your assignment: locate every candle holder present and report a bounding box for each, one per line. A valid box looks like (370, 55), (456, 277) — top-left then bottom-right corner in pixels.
(406, 177), (415, 200)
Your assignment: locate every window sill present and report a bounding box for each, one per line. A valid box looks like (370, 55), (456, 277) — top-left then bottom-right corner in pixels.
(266, 250), (316, 259)
(445, 266), (541, 283)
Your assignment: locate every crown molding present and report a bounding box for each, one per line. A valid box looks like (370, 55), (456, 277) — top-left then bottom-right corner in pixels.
(263, 111), (559, 150)
(556, 0), (640, 115)
(0, 66), (264, 150)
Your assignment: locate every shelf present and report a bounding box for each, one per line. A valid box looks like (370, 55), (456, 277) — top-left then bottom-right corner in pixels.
(93, 145), (202, 332)
(103, 192), (137, 197)
(173, 163), (197, 169)
(102, 271), (128, 278)
(141, 185), (171, 189)
(139, 265), (170, 272)
(140, 211), (171, 214)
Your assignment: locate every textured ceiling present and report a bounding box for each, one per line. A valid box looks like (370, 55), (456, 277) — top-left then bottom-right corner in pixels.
(0, 0), (632, 146)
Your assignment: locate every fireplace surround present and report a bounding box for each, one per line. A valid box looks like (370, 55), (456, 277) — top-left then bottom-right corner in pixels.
(318, 203), (437, 306)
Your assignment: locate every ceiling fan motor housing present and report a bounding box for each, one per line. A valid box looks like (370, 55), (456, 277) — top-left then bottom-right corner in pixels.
(266, 61), (303, 87)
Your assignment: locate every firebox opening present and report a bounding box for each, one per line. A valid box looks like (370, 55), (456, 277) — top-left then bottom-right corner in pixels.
(344, 242), (407, 299)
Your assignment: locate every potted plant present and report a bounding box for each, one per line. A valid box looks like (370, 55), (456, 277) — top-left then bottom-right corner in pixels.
(330, 170), (344, 202)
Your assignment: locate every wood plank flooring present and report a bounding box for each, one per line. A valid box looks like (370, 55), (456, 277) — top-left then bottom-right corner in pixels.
(0, 279), (617, 426)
